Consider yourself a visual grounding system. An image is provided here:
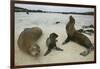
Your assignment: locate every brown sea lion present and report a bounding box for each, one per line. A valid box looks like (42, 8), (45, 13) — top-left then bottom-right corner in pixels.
(17, 27), (42, 57)
(62, 16), (94, 56)
(44, 33), (63, 56)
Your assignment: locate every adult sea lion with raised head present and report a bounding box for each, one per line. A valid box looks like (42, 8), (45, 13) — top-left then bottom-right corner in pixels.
(62, 16), (94, 56)
(17, 27), (42, 57)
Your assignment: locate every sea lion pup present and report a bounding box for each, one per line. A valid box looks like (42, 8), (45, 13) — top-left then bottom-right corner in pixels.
(17, 27), (42, 57)
(44, 33), (63, 56)
(62, 16), (94, 56)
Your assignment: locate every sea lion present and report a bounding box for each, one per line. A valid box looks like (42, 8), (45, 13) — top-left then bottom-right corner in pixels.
(17, 27), (42, 57)
(77, 29), (94, 35)
(82, 24), (94, 28)
(62, 16), (94, 56)
(44, 33), (63, 56)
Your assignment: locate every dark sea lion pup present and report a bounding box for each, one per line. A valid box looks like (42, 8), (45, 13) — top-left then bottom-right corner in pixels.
(44, 33), (63, 56)
(17, 27), (42, 57)
(62, 16), (94, 56)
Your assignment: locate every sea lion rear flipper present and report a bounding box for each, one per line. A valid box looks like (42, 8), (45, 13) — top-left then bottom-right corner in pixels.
(80, 50), (90, 56)
(44, 49), (52, 56)
(80, 47), (93, 56)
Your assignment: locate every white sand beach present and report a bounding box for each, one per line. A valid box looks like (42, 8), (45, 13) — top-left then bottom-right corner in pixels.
(15, 12), (95, 66)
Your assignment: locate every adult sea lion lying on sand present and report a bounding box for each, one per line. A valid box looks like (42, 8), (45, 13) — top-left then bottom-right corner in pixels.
(17, 27), (42, 57)
(44, 33), (63, 56)
(62, 16), (94, 56)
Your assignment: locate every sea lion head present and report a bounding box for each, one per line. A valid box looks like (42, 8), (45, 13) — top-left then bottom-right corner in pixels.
(50, 33), (58, 39)
(69, 15), (75, 24)
(29, 44), (40, 57)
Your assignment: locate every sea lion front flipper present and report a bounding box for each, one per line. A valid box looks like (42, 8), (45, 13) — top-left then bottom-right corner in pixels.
(62, 36), (70, 45)
(44, 49), (52, 56)
(55, 47), (63, 51)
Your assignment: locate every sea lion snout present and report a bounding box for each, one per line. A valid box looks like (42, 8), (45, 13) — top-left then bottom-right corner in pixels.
(31, 50), (40, 57)
(29, 44), (40, 57)
(69, 15), (75, 24)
